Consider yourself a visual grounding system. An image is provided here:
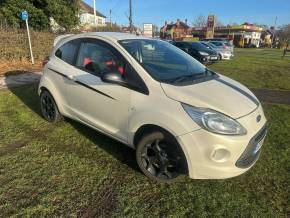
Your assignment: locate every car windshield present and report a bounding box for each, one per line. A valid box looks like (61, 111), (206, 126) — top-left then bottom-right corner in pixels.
(119, 39), (213, 83)
(208, 42), (217, 48)
(211, 41), (223, 46)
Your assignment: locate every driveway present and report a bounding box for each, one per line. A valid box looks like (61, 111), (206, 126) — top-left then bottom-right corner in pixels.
(0, 72), (41, 90)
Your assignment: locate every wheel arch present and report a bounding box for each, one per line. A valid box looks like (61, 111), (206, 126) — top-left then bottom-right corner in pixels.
(39, 81), (65, 115)
(133, 124), (189, 174)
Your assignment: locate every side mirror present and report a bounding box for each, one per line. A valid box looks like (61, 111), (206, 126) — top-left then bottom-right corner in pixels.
(101, 71), (127, 87)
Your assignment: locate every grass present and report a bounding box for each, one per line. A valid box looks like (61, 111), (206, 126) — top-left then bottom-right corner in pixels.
(210, 48), (290, 90)
(0, 49), (289, 217)
(0, 88), (289, 217)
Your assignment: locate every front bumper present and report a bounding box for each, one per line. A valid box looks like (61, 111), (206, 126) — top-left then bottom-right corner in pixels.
(177, 105), (267, 179)
(221, 52), (234, 60)
(202, 55), (219, 63)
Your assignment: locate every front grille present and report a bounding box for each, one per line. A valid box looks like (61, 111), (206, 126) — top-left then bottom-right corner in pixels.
(236, 125), (267, 168)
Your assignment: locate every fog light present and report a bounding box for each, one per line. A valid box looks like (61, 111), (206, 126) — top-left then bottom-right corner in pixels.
(211, 148), (230, 162)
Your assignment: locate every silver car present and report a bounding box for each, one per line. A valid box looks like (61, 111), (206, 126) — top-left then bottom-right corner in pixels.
(201, 41), (233, 60)
(210, 41), (234, 53)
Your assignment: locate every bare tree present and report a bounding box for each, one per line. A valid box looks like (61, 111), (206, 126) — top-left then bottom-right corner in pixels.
(192, 15), (224, 28)
(276, 24), (290, 40)
(215, 17), (224, 27)
(192, 15), (207, 28)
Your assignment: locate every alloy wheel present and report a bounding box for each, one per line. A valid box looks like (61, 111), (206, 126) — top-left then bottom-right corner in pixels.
(41, 93), (56, 122)
(140, 139), (180, 180)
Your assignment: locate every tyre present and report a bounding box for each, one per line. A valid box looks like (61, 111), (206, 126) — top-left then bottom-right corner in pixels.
(136, 131), (188, 183)
(40, 90), (62, 123)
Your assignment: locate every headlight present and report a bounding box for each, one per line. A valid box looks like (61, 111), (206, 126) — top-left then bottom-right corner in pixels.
(199, 51), (209, 56)
(182, 104), (247, 135)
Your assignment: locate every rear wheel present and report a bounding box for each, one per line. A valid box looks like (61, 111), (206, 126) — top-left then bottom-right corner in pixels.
(40, 90), (62, 123)
(136, 131), (187, 183)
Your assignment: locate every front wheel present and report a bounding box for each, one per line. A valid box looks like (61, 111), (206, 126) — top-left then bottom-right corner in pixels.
(136, 131), (188, 183)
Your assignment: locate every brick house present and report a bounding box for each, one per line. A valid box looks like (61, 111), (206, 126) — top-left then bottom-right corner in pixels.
(160, 19), (190, 40)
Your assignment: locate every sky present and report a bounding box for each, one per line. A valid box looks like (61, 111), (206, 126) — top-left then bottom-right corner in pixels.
(84, 0), (290, 28)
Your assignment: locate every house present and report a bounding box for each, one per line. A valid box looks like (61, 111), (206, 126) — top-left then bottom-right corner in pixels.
(79, 1), (106, 27)
(160, 19), (190, 40)
(192, 22), (263, 47)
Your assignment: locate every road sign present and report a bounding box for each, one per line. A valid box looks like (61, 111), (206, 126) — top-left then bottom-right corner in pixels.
(20, 11), (28, 21)
(20, 11), (34, 64)
(143, 23), (153, 38)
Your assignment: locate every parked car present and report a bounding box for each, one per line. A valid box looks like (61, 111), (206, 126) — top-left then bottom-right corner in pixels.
(173, 41), (219, 64)
(203, 38), (229, 42)
(200, 41), (233, 60)
(209, 40), (234, 53)
(203, 38), (234, 46)
(39, 32), (267, 183)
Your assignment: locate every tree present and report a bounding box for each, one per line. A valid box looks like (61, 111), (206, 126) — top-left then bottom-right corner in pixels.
(0, 0), (80, 30)
(276, 24), (290, 41)
(43, 0), (80, 30)
(192, 15), (207, 28)
(0, 0), (49, 29)
(215, 17), (224, 27)
(192, 15), (224, 28)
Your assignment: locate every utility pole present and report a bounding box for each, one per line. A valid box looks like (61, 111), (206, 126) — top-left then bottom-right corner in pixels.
(110, 9), (112, 28)
(272, 16), (278, 48)
(129, 0), (133, 33)
(93, 0), (97, 29)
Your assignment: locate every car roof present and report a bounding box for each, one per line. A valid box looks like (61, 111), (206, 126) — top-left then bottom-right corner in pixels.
(76, 32), (149, 41)
(54, 32), (162, 49)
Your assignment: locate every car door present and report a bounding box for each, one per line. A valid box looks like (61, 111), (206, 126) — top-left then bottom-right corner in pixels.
(45, 38), (81, 114)
(65, 38), (131, 142)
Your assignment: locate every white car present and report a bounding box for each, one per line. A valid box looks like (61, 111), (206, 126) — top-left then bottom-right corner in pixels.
(39, 32), (267, 183)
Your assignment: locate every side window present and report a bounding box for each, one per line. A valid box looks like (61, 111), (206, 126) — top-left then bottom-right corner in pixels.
(75, 40), (125, 77)
(55, 40), (79, 65)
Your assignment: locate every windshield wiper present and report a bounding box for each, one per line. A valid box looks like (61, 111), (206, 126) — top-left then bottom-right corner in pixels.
(170, 74), (195, 83)
(166, 69), (216, 84)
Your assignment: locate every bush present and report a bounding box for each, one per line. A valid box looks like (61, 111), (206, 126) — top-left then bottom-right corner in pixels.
(0, 27), (55, 60)
(0, 0), (80, 30)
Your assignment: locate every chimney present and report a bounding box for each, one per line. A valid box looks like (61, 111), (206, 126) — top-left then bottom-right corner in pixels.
(165, 21), (168, 26)
(185, 19), (188, 24)
(177, 19), (180, 25)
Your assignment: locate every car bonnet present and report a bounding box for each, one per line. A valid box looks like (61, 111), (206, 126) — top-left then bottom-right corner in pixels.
(161, 75), (259, 119)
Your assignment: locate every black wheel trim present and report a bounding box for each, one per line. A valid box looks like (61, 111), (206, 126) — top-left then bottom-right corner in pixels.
(141, 139), (180, 180)
(41, 94), (56, 121)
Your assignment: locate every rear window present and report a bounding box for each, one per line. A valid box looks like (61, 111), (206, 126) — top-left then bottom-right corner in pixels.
(55, 40), (79, 65)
